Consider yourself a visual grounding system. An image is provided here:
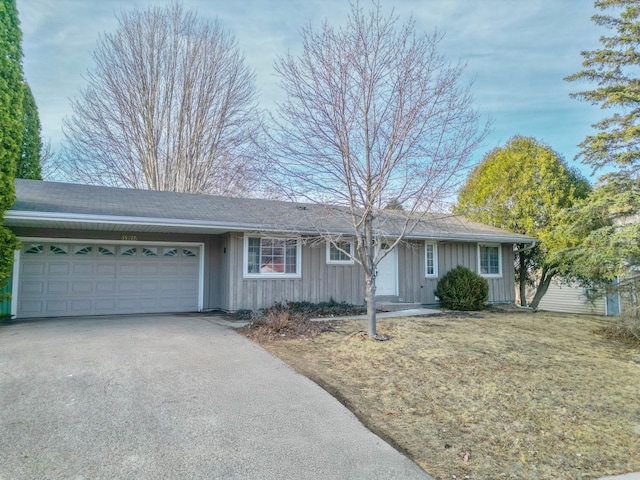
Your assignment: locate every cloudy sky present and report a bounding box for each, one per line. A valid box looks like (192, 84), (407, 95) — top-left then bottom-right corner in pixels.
(17, 0), (604, 180)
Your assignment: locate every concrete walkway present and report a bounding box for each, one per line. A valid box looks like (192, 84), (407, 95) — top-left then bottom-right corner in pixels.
(0, 314), (431, 480)
(310, 307), (441, 322)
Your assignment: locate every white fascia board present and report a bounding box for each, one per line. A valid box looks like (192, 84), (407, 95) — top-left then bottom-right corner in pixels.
(5, 210), (305, 235)
(406, 232), (536, 244)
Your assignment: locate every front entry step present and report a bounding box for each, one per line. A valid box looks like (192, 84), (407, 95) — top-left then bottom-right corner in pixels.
(376, 301), (424, 312)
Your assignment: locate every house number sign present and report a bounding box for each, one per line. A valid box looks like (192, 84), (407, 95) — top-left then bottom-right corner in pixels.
(120, 235), (138, 241)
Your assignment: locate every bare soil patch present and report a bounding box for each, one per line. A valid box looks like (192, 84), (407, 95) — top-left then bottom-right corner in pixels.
(247, 311), (640, 480)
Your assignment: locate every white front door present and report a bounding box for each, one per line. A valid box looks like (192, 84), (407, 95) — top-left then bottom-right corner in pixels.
(376, 244), (398, 296)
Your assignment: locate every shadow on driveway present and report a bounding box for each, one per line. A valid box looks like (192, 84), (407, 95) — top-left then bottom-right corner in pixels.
(0, 314), (431, 479)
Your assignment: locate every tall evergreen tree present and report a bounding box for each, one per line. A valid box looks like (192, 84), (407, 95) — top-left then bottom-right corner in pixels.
(0, 0), (23, 303)
(18, 82), (42, 180)
(565, 0), (640, 285)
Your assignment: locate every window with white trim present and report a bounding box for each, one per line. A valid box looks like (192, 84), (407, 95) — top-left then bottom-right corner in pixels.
(478, 244), (502, 277)
(425, 242), (438, 277)
(326, 240), (354, 264)
(245, 237), (301, 277)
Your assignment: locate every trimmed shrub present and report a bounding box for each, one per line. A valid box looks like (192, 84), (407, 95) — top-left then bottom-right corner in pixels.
(434, 266), (489, 311)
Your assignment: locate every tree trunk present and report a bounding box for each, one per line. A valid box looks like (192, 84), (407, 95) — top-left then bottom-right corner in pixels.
(530, 266), (555, 310)
(364, 213), (377, 337)
(518, 250), (528, 307)
(366, 277), (377, 337)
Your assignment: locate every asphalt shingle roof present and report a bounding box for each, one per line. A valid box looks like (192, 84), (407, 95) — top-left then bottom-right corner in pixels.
(7, 179), (535, 243)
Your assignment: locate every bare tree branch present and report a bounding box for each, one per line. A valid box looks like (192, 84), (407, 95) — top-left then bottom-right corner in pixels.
(60, 3), (260, 196)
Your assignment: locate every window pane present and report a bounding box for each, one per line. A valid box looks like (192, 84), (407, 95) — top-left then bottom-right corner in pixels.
(248, 238), (297, 275)
(480, 246), (499, 274)
(426, 244), (434, 275)
(248, 238), (260, 273)
(330, 241), (351, 262)
(285, 241), (297, 273)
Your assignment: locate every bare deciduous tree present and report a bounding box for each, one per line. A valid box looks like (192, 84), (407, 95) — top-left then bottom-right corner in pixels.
(62, 3), (259, 196)
(266, 2), (488, 336)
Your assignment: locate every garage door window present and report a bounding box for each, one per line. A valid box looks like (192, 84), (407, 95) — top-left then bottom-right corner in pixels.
(98, 246), (115, 256)
(143, 247), (158, 256)
(74, 246), (92, 255)
(24, 244), (43, 254)
(183, 248), (197, 257)
(163, 248), (178, 257)
(50, 245), (68, 255)
(120, 247), (137, 256)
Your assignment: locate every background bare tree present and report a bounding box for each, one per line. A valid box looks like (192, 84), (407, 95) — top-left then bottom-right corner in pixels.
(62, 3), (259, 196)
(266, 2), (488, 336)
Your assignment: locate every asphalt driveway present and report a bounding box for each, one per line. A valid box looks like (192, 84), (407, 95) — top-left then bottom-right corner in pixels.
(0, 314), (431, 479)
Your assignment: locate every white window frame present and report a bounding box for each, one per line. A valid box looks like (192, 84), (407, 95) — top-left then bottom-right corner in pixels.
(478, 243), (502, 278)
(243, 236), (302, 279)
(424, 242), (438, 278)
(326, 240), (354, 265)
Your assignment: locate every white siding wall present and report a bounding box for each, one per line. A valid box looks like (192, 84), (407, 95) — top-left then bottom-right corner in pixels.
(537, 280), (606, 315)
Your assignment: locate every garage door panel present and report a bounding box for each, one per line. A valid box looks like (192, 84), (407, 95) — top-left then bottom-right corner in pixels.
(19, 301), (43, 314)
(181, 264), (199, 275)
(117, 280), (138, 292)
(160, 264), (180, 275)
(47, 263), (70, 275)
(22, 263), (45, 275)
(159, 279), (179, 291)
(22, 281), (44, 294)
(46, 282), (69, 294)
(17, 242), (201, 318)
(116, 298), (138, 310)
(139, 297), (159, 309)
(71, 281), (93, 294)
(96, 281), (116, 294)
(94, 299), (116, 311)
(140, 281), (158, 292)
(45, 300), (67, 313)
(118, 264), (139, 275)
(180, 279), (198, 291)
(70, 299), (92, 314)
(72, 263), (93, 274)
(140, 264), (160, 275)
(180, 296), (198, 307)
(97, 264), (116, 275)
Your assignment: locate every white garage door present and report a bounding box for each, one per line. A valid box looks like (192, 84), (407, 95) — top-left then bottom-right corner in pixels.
(17, 241), (201, 318)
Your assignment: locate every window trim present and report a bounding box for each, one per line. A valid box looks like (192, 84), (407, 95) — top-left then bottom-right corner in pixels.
(477, 243), (502, 278)
(243, 236), (302, 279)
(326, 240), (355, 265)
(424, 242), (438, 278)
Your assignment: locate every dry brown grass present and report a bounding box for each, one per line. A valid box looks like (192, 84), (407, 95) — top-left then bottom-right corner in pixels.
(256, 311), (640, 480)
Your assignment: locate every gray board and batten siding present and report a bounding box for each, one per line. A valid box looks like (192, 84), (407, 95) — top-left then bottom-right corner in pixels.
(223, 234), (515, 311)
(398, 241), (515, 306)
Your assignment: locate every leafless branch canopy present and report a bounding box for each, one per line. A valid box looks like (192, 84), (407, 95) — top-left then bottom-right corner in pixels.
(267, 2), (486, 234)
(264, 1), (488, 334)
(62, 3), (259, 195)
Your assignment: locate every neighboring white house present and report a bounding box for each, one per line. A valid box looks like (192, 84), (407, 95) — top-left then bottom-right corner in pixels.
(536, 277), (632, 316)
(537, 279), (607, 316)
